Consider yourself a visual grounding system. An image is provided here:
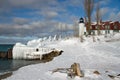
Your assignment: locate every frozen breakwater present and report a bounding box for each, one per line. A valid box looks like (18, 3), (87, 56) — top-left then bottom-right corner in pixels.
(12, 35), (63, 60)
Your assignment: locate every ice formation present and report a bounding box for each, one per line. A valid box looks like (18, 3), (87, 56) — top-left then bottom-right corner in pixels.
(12, 36), (61, 60)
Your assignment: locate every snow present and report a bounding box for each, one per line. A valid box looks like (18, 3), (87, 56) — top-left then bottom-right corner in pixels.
(4, 34), (120, 80)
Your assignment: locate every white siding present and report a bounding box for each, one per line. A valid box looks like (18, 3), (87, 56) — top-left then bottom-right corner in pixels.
(110, 30), (113, 34)
(101, 30), (106, 34)
(95, 30), (97, 35)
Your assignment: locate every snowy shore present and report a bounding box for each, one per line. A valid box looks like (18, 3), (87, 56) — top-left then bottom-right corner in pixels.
(4, 34), (120, 80)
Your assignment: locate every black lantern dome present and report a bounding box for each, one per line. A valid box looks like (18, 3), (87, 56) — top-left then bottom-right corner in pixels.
(79, 17), (84, 23)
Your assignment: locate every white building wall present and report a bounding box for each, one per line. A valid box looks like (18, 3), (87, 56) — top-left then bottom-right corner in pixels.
(83, 30), (114, 35)
(79, 23), (85, 37)
(102, 30), (106, 34)
(99, 30), (113, 35)
(95, 30), (97, 35)
(110, 30), (113, 34)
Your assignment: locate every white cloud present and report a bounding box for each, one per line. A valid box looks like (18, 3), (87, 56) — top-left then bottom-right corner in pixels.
(99, 7), (109, 17)
(0, 20), (73, 38)
(9, 0), (35, 7)
(66, 0), (82, 7)
(99, 0), (110, 5)
(8, 0), (59, 9)
(13, 17), (29, 25)
(96, 5), (120, 21)
(40, 11), (58, 19)
(109, 11), (120, 21)
(92, 7), (109, 21)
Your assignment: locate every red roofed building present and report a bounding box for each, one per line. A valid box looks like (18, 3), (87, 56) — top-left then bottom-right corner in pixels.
(78, 18), (120, 35)
(87, 21), (120, 35)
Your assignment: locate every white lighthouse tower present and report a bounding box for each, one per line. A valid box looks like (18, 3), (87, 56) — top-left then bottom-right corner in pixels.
(79, 17), (86, 37)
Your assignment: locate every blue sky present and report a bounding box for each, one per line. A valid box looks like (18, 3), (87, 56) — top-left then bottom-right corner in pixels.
(0, 0), (120, 44)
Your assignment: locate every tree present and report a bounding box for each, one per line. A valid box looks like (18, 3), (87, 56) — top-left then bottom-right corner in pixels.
(95, 1), (101, 35)
(64, 23), (68, 36)
(84, 0), (94, 35)
(58, 22), (63, 36)
(72, 17), (79, 37)
(73, 21), (79, 37)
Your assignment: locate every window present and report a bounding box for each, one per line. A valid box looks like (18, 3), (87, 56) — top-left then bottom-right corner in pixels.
(96, 26), (98, 29)
(105, 25), (109, 29)
(114, 26), (117, 29)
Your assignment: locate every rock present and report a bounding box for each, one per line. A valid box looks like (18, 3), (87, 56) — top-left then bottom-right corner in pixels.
(117, 74), (120, 76)
(105, 71), (109, 73)
(71, 63), (84, 77)
(42, 50), (63, 62)
(108, 75), (115, 79)
(52, 63), (84, 78)
(93, 71), (100, 75)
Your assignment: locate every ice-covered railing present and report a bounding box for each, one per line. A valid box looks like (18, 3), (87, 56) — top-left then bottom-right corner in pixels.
(26, 35), (62, 47)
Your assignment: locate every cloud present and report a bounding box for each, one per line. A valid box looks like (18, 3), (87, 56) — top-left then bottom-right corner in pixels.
(98, 7), (120, 21)
(109, 11), (120, 21)
(9, 0), (36, 7)
(40, 11), (59, 19)
(13, 17), (30, 25)
(0, 0), (67, 23)
(0, 0), (81, 22)
(0, 0), (61, 15)
(99, 7), (109, 17)
(98, 0), (110, 5)
(65, 0), (82, 7)
(0, 20), (73, 38)
(8, 0), (58, 8)
(0, 36), (37, 44)
(0, 0), (76, 44)
(92, 7), (109, 21)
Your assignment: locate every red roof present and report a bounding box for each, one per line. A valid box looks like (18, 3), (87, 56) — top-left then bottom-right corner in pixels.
(87, 21), (120, 30)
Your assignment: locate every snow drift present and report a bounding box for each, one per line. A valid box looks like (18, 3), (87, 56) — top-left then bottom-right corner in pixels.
(6, 34), (120, 80)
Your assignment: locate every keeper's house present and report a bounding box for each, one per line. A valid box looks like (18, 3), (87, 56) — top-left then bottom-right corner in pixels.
(88, 21), (120, 35)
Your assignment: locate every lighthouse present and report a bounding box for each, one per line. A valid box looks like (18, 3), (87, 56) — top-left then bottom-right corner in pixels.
(79, 17), (86, 37)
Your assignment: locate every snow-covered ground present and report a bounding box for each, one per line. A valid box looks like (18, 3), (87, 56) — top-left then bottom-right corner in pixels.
(4, 34), (120, 80)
